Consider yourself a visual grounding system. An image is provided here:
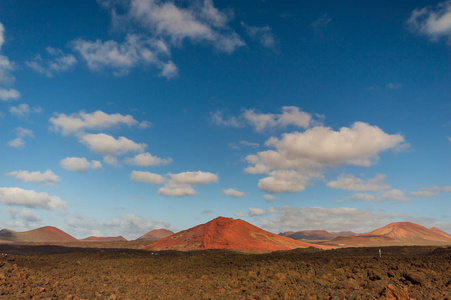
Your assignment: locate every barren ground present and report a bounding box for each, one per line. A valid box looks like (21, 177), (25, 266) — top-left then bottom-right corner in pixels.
(0, 244), (450, 299)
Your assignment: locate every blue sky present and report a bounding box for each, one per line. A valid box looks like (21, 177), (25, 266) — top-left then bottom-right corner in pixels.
(0, 0), (449, 239)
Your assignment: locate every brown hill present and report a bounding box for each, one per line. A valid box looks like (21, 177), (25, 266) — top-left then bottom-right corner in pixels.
(144, 217), (333, 252)
(0, 226), (77, 243)
(326, 222), (451, 247)
(80, 236), (127, 242)
(430, 227), (451, 239)
(280, 230), (355, 241)
(136, 229), (174, 241)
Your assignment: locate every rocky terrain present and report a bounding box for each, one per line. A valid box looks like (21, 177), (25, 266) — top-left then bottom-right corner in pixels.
(0, 244), (450, 299)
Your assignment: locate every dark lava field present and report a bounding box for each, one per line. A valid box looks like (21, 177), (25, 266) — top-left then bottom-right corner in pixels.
(0, 245), (450, 299)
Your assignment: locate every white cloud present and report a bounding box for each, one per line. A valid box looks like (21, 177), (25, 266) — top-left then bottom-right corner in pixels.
(241, 22), (278, 50)
(246, 122), (406, 177)
(234, 211), (245, 218)
(0, 23), (16, 85)
(7, 137), (25, 148)
(0, 23), (4, 50)
(60, 157), (102, 172)
(210, 110), (242, 127)
(257, 206), (404, 233)
(130, 171), (164, 185)
(20, 209), (42, 223)
(421, 186), (451, 192)
(222, 188), (246, 198)
(72, 34), (175, 77)
(263, 194), (277, 202)
(327, 174), (390, 191)
(124, 0), (244, 53)
(6, 170), (61, 186)
(15, 127), (34, 138)
(407, 1), (451, 42)
(26, 47), (77, 77)
(9, 104), (42, 117)
(79, 133), (146, 158)
(50, 110), (140, 135)
(0, 187), (67, 210)
(258, 170), (308, 194)
(410, 190), (440, 198)
(311, 13), (332, 34)
(382, 189), (410, 202)
(347, 193), (378, 202)
(386, 82), (403, 90)
(168, 171), (218, 186)
(248, 208), (267, 217)
(125, 152), (172, 167)
(0, 88), (20, 101)
(66, 213), (170, 239)
(158, 185), (197, 197)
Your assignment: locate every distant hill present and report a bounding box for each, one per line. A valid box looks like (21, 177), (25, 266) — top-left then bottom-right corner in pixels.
(280, 230), (355, 241)
(0, 226), (77, 243)
(136, 229), (174, 241)
(325, 222), (451, 247)
(430, 227), (451, 240)
(80, 236), (127, 242)
(144, 217), (333, 252)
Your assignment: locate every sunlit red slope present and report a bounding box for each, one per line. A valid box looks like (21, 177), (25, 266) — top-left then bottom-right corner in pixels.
(136, 229), (174, 241)
(80, 236), (127, 242)
(326, 222), (451, 247)
(145, 217), (332, 251)
(0, 226), (77, 243)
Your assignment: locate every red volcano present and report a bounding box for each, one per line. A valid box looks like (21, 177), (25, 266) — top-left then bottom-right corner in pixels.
(0, 226), (77, 243)
(326, 222), (451, 247)
(80, 236), (127, 242)
(137, 229), (174, 241)
(144, 217), (333, 251)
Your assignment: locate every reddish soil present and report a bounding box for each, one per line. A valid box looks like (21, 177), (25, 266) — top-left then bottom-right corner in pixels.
(80, 236), (127, 242)
(145, 217), (333, 251)
(326, 222), (451, 247)
(137, 229), (174, 241)
(0, 226), (77, 243)
(430, 227), (451, 239)
(0, 244), (450, 299)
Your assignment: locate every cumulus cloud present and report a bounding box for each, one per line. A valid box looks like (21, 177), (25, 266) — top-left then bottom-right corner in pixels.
(79, 133), (146, 161)
(73, 34), (177, 78)
(26, 47), (77, 77)
(246, 122), (406, 177)
(130, 171), (164, 185)
(66, 213), (171, 239)
(9, 104), (42, 118)
(7, 137), (25, 148)
(222, 188), (246, 198)
(158, 171), (219, 197)
(213, 106), (316, 132)
(7, 127), (34, 148)
(248, 208), (267, 217)
(241, 22), (279, 50)
(347, 193), (378, 202)
(19, 209), (42, 223)
(410, 190), (440, 198)
(258, 170), (308, 194)
(50, 110), (140, 135)
(256, 206), (404, 233)
(0, 88), (20, 101)
(60, 157), (102, 172)
(6, 170), (61, 186)
(158, 185), (197, 197)
(407, 1), (451, 42)
(125, 152), (172, 167)
(421, 186), (451, 192)
(263, 194), (277, 202)
(0, 187), (67, 210)
(381, 189), (410, 202)
(327, 174), (390, 191)
(0, 23), (16, 85)
(234, 211), (245, 218)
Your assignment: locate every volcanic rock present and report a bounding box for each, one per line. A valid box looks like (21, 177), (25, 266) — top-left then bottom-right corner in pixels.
(280, 230), (355, 240)
(136, 229), (174, 241)
(326, 222), (451, 247)
(144, 217), (332, 251)
(80, 236), (127, 242)
(0, 226), (77, 243)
